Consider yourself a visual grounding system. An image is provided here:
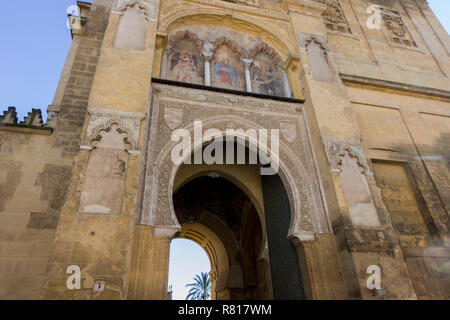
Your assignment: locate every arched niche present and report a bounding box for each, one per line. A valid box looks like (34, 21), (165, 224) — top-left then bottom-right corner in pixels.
(210, 38), (245, 91)
(166, 30), (205, 85)
(250, 43), (287, 97)
(114, 2), (150, 51)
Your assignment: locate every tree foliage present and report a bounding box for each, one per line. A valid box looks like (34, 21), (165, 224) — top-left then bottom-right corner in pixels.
(185, 272), (211, 300)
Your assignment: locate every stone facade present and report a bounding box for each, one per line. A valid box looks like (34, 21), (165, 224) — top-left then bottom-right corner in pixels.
(0, 0), (448, 300)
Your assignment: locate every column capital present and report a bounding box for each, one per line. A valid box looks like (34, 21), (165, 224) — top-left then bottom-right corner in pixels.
(154, 226), (181, 239)
(202, 52), (214, 61)
(242, 58), (253, 68)
(289, 232), (316, 247)
(285, 54), (301, 72)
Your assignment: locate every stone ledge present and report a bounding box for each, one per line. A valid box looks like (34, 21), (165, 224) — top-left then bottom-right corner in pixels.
(341, 74), (450, 100)
(0, 125), (53, 136)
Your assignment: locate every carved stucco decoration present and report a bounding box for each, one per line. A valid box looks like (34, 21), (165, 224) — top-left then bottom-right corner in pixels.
(380, 9), (417, 47)
(115, 0), (158, 21)
(84, 108), (146, 152)
(324, 137), (369, 173)
(142, 83), (331, 241)
(297, 33), (335, 82)
(250, 42), (282, 66)
(167, 30), (204, 52)
(213, 37), (244, 59)
(296, 32), (329, 52)
(322, 0), (351, 34)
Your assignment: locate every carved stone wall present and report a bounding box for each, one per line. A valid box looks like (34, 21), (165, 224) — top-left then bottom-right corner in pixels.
(79, 108), (145, 215)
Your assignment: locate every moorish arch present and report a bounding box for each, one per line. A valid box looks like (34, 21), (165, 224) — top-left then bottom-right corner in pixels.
(144, 116), (324, 299)
(141, 114), (330, 240)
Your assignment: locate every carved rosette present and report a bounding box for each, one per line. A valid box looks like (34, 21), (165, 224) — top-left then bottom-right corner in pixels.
(84, 108), (146, 152)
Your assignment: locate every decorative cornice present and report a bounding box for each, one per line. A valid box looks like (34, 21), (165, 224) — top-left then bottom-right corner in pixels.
(341, 74), (450, 100)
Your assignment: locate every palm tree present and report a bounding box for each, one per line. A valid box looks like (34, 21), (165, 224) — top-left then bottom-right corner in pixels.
(185, 272), (211, 300)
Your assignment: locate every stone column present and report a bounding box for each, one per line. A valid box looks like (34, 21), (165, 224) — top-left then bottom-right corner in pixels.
(154, 31), (168, 78)
(203, 53), (213, 86)
(282, 70), (292, 98)
(161, 50), (168, 79)
(128, 226), (174, 300)
(290, 233), (348, 300)
(242, 58), (253, 93)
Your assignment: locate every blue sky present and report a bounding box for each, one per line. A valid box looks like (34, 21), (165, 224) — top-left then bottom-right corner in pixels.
(0, 1), (448, 122)
(168, 239), (210, 300)
(0, 0), (448, 300)
(0, 1), (449, 122)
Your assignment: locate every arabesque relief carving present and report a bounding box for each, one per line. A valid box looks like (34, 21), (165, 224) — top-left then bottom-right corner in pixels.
(381, 8), (417, 47)
(142, 83), (331, 241)
(322, 0), (351, 34)
(84, 108), (146, 152)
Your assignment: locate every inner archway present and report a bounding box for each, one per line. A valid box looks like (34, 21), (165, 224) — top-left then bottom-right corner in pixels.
(172, 175), (271, 300)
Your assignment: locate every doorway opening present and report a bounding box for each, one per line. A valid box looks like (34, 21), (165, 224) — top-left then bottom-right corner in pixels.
(168, 238), (211, 300)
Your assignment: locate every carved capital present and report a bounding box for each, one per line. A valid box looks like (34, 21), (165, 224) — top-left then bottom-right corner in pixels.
(289, 232), (317, 247)
(154, 226), (181, 239)
(285, 54), (301, 72)
(242, 58), (253, 68)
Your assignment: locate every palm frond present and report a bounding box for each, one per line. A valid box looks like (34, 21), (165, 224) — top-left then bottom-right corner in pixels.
(185, 272), (211, 300)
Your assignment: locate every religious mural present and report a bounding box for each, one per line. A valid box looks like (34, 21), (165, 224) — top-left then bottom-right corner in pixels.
(251, 53), (284, 96)
(167, 39), (204, 85)
(211, 46), (245, 91)
(164, 27), (288, 96)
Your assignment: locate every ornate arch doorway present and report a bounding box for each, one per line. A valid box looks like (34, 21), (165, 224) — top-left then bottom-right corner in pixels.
(127, 81), (346, 300)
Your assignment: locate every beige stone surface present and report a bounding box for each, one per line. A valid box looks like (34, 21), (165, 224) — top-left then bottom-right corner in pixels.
(1, 0), (449, 300)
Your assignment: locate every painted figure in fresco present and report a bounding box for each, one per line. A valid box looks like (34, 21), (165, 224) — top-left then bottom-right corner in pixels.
(213, 51), (238, 88)
(252, 61), (284, 96)
(170, 50), (199, 83)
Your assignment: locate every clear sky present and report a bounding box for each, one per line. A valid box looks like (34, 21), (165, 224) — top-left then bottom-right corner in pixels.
(0, 1), (448, 122)
(168, 239), (211, 300)
(0, 0), (448, 300)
